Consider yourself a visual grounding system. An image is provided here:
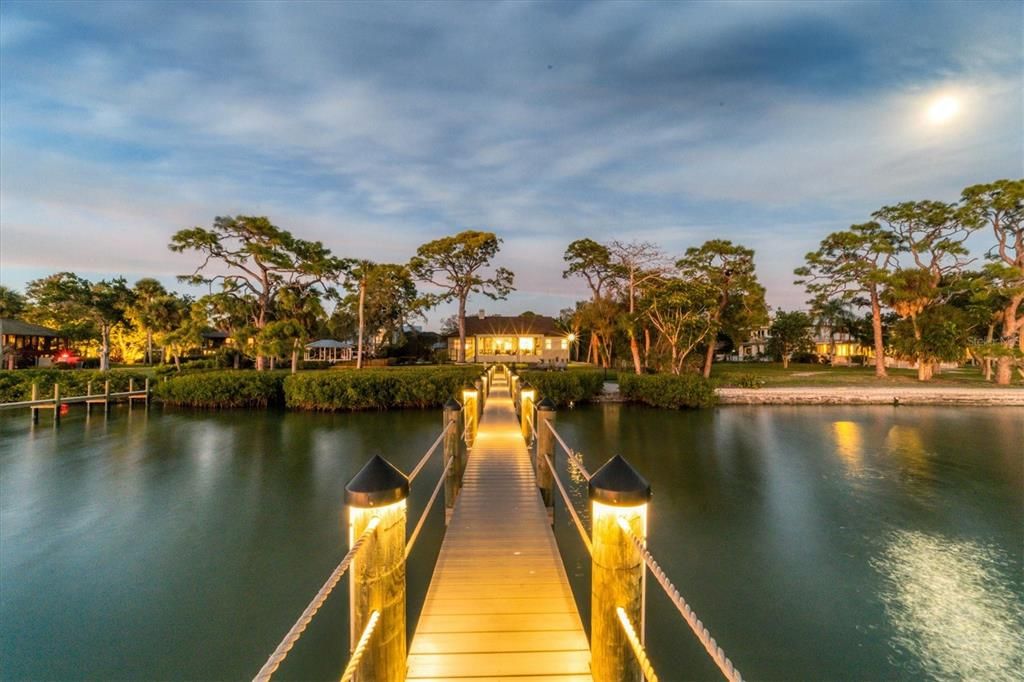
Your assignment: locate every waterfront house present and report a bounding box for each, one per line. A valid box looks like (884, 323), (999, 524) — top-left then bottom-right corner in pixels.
(0, 318), (67, 368)
(446, 312), (571, 364)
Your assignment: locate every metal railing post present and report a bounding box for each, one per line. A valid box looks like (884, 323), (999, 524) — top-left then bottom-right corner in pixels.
(589, 455), (651, 682)
(443, 399), (463, 524)
(519, 384), (535, 443)
(345, 455), (409, 682)
(535, 398), (555, 521)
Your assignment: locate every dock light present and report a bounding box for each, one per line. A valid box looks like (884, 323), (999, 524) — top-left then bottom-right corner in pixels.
(345, 455), (409, 678)
(589, 455), (651, 682)
(519, 385), (536, 441)
(462, 385), (479, 446)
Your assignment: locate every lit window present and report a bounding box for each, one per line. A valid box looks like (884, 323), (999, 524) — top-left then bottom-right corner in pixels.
(545, 339), (552, 350)
(518, 337), (535, 353)
(560, 339), (568, 350)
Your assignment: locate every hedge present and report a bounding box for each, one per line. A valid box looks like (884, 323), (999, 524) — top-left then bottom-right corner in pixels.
(618, 373), (717, 409)
(0, 369), (143, 403)
(284, 367), (483, 411)
(153, 371), (286, 408)
(518, 370), (606, 407)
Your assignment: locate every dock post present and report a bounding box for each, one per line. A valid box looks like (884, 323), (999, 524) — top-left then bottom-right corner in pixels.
(519, 384), (535, 443)
(443, 398), (463, 523)
(53, 383), (61, 423)
(128, 378), (135, 410)
(144, 378), (151, 407)
(461, 385), (478, 447)
(474, 378), (484, 417)
(535, 398), (555, 519)
(589, 455), (651, 682)
(345, 455), (409, 682)
(104, 380), (111, 416)
(31, 383), (39, 423)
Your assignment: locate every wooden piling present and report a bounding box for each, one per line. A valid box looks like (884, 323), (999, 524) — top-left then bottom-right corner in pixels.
(589, 455), (652, 682)
(443, 399), (463, 524)
(345, 456), (409, 682)
(104, 380), (110, 415)
(31, 382), (39, 423)
(461, 386), (478, 447)
(53, 383), (61, 423)
(535, 398), (556, 516)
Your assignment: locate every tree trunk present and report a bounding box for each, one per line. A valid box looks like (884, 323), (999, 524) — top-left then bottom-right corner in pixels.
(911, 314), (930, 382)
(269, 356), (276, 370)
(291, 346), (299, 374)
(457, 296), (467, 363)
(628, 332), (642, 375)
(643, 327), (651, 367)
(870, 288), (887, 378)
(100, 324), (111, 372)
(670, 344), (679, 375)
(357, 277), (366, 369)
(174, 354), (181, 371)
(984, 323), (995, 381)
(234, 353), (240, 369)
(146, 330), (153, 365)
(782, 354), (790, 369)
(588, 335), (599, 364)
(702, 340), (715, 379)
(994, 302), (1021, 386)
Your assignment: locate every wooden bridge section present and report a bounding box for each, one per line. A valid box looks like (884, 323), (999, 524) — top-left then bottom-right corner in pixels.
(407, 374), (592, 681)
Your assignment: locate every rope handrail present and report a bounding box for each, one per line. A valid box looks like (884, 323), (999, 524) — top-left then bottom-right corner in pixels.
(408, 419), (455, 483)
(253, 517), (381, 682)
(545, 453), (593, 555)
(616, 606), (660, 682)
(616, 517), (743, 682)
(545, 420), (591, 480)
(404, 455), (453, 559)
(339, 610), (381, 682)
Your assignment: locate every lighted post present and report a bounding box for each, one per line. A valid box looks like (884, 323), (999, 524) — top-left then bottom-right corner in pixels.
(519, 384), (535, 443)
(535, 397), (555, 516)
(461, 385), (479, 447)
(443, 398), (463, 522)
(345, 455), (409, 682)
(589, 455), (651, 682)
(510, 373), (519, 412)
(473, 378), (484, 417)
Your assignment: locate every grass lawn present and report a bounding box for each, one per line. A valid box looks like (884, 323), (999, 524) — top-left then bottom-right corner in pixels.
(710, 362), (1022, 387)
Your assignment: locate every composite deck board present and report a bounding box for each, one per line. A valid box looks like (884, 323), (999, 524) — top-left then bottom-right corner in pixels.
(407, 376), (591, 680)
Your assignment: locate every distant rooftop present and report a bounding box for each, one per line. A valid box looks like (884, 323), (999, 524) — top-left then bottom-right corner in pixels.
(0, 318), (60, 337)
(459, 314), (560, 337)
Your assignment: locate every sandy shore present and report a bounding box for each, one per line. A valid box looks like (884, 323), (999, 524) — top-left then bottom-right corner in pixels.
(716, 386), (1024, 406)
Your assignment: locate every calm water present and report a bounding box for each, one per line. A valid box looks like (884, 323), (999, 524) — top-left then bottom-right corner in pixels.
(1, 404), (1021, 680)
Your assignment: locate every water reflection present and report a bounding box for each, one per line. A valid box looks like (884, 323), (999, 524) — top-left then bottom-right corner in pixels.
(885, 424), (931, 479)
(832, 420), (863, 474)
(872, 530), (1024, 680)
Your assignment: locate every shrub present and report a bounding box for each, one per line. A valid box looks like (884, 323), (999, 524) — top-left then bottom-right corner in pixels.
(153, 370), (286, 408)
(618, 373), (717, 409)
(284, 367), (482, 411)
(0, 369), (143, 403)
(731, 373), (766, 389)
(519, 370), (605, 407)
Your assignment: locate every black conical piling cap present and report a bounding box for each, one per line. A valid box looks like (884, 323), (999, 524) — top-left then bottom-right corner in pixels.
(588, 454), (652, 507)
(345, 455), (409, 507)
(536, 397), (556, 411)
(443, 398), (462, 412)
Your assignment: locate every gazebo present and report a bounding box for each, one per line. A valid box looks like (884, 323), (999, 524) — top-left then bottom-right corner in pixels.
(304, 339), (354, 364)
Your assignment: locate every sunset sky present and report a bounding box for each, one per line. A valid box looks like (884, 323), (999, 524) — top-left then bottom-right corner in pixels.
(1, 1), (1021, 327)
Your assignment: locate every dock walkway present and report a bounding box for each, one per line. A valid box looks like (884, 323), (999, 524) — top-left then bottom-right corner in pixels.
(407, 375), (591, 681)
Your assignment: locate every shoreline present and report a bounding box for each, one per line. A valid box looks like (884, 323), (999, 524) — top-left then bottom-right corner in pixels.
(715, 386), (1024, 406)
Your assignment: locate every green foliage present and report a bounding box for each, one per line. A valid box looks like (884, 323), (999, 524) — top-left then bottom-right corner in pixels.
(519, 370), (605, 407)
(618, 373), (717, 409)
(153, 371), (286, 408)
(731, 372), (766, 389)
(0, 369), (143, 403)
(766, 310), (815, 366)
(284, 367), (482, 411)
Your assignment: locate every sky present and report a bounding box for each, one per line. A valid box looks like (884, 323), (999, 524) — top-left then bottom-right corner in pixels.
(1, 0), (1021, 330)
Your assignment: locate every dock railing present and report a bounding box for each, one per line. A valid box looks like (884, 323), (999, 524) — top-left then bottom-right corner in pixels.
(537, 399), (744, 682)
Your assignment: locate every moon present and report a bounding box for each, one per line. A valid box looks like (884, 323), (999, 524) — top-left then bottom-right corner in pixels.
(927, 95), (960, 124)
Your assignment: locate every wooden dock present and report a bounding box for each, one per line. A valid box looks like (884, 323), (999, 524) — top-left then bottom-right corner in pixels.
(407, 375), (592, 681)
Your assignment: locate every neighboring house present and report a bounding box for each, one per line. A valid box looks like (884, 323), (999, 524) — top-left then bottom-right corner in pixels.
(735, 326), (771, 360)
(304, 339), (354, 363)
(735, 324), (868, 363)
(446, 311), (571, 364)
(200, 330), (231, 355)
(0, 318), (67, 369)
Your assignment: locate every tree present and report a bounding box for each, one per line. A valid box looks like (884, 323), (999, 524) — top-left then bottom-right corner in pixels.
(639, 276), (717, 374)
(169, 215), (343, 370)
(409, 230), (514, 363)
(25, 273), (133, 371)
(766, 310), (814, 368)
(131, 278), (168, 364)
(340, 261), (423, 368)
(0, 286), (27, 318)
(563, 239), (621, 366)
(678, 240), (767, 378)
(874, 200), (977, 380)
(609, 241), (668, 374)
(270, 284), (327, 373)
(960, 179), (1024, 384)
(795, 222), (897, 377)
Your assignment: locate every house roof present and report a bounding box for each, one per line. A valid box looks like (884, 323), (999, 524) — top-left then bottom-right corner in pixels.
(201, 330), (230, 340)
(459, 314), (561, 337)
(0, 318), (59, 337)
(306, 339), (353, 349)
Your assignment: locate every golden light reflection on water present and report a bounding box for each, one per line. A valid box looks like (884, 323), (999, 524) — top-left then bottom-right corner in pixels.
(832, 421), (863, 473)
(885, 425), (930, 478)
(872, 530), (1024, 680)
